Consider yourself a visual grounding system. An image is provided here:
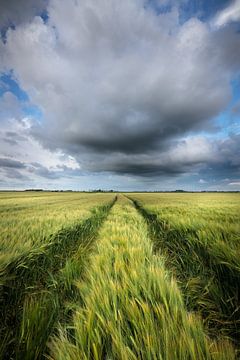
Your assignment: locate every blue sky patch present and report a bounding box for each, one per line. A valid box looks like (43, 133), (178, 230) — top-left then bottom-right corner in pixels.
(0, 72), (29, 101)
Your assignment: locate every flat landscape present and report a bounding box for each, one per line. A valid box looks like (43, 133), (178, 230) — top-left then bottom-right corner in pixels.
(0, 191), (239, 359)
(1, 0), (240, 359)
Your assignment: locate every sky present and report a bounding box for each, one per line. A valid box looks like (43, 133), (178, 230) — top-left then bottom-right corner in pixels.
(0, 0), (240, 191)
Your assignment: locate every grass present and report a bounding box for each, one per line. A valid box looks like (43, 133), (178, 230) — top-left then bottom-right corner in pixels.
(49, 196), (235, 360)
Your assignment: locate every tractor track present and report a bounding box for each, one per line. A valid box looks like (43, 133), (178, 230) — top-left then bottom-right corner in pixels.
(128, 196), (240, 351)
(0, 196), (117, 360)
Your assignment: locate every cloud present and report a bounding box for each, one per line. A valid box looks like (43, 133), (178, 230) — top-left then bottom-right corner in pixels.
(0, 0), (240, 187)
(228, 181), (240, 185)
(4, 131), (26, 142)
(81, 133), (240, 180)
(0, 157), (25, 168)
(212, 0), (240, 28)
(0, 157), (79, 182)
(61, 129), (239, 182)
(198, 134), (240, 182)
(1, 168), (29, 180)
(0, 157), (29, 182)
(27, 162), (64, 179)
(0, 0), (48, 28)
(232, 100), (240, 115)
(0, 114), (80, 186)
(0, 116), (79, 169)
(0, 91), (23, 121)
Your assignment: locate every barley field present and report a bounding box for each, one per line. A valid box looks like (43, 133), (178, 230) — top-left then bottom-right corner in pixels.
(0, 191), (239, 359)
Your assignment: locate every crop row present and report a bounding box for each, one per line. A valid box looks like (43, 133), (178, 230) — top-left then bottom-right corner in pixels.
(130, 196), (240, 353)
(1, 192), (238, 359)
(0, 196), (116, 359)
(49, 196), (235, 359)
(0, 192), (114, 260)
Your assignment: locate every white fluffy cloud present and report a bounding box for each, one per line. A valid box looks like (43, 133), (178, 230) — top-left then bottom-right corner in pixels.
(212, 0), (240, 28)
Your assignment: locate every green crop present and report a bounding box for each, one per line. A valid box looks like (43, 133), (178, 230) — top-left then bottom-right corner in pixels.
(49, 196), (235, 359)
(131, 193), (240, 352)
(0, 192), (239, 359)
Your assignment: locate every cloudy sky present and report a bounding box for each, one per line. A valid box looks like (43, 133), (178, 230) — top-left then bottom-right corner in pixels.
(0, 0), (240, 191)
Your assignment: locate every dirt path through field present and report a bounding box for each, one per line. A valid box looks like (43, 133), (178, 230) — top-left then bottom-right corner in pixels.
(129, 196), (240, 353)
(49, 195), (234, 359)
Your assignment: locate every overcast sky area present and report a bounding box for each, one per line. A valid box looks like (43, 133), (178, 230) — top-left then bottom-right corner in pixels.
(0, 0), (240, 191)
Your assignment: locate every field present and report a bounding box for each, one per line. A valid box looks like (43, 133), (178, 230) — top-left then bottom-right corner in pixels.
(0, 192), (239, 359)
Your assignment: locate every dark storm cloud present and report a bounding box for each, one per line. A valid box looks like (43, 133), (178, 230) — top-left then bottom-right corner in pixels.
(196, 134), (240, 181)
(100, 161), (186, 177)
(0, 157), (25, 168)
(66, 98), (223, 155)
(76, 128), (161, 154)
(1, 0), (240, 185)
(79, 134), (240, 179)
(215, 134), (240, 175)
(19, 1), (237, 164)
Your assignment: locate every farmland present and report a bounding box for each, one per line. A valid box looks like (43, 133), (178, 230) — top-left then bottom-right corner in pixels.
(0, 191), (239, 359)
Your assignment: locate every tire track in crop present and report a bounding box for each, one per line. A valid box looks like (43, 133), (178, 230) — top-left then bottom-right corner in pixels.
(129, 196), (240, 351)
(49, 195), (235, 359)
(0, 196), (117, 360)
